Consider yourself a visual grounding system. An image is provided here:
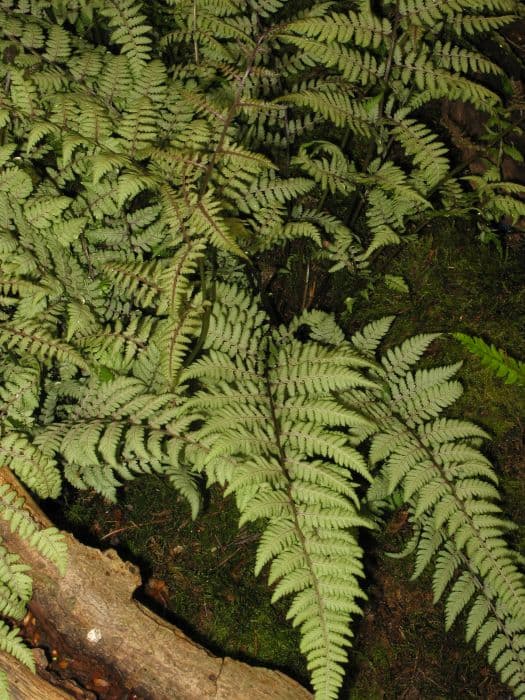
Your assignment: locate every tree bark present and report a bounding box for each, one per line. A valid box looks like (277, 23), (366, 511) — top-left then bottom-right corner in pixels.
(0, 469), (312, 700)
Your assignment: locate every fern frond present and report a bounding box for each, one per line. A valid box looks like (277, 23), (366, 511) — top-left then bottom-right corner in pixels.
(452, 13), (517, 37)
(0, 323), (89, 371)
(0, 361), (40, 427)
(44, 25), (71, 64)
(454, 333), (525, 386)
(0, 621), (34, 672)
(349, 325), (525, 697)
(282, 9), (392, 49)
(189, 191), (247, 257)
(0, 547), (31, 619)
(292, 141), (356, 195)
(154, 301), (203, 387)
(433, 41), (503, 75)
(381, 333), (441, 376)
(351, 317), (396, 357)
(0, 1), (522, 695)
(100, 0), (152, 78)
(399, 0), (516, 31)
(203, 283), (267, 360)
(281, 85), (375, 135)
(79, 314), (156, 372)
(29, 528), (68, 576)
(186, 287), (378, 700)
(0, 433), (61, 499)
(103, 259), (163, 309)
(391, 118), (450, 190)
(0, 668), (8, 699)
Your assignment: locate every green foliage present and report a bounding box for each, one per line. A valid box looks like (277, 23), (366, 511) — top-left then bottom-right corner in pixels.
(183, 286), (376, 699)
(454, 333), (525, 386)
(0, 671), (8, 700)
(0, 478), (68, 644)
(0, 0), (522, 698)
(348, 320), (525, 697)
(0, 621), (34, 673)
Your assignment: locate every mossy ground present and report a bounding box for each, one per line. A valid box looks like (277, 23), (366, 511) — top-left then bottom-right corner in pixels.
(61, 480), (307, 683)
(58, 221), (524, 699)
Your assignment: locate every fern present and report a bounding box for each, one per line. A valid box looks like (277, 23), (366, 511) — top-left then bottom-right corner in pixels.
(0, 622), (35, 673)
(184, 286), (375, 700)
(454, 333), (525, 386)
(0, 480), (68, 679)
(0, 670), (8, 700)
(344, 320), (525, 697)
(0, 0), (522, 697)
(100, 0), (152, 79)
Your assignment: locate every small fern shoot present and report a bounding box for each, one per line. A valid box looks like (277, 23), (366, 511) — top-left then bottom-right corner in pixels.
(454, 332), (525, 386)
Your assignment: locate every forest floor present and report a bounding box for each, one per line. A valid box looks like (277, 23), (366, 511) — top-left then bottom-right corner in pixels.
(54, 220), (525, 700)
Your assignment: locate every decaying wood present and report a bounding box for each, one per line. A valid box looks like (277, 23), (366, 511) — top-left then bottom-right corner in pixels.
(0, 469), (312, 700)
(0, 650), (75, 700)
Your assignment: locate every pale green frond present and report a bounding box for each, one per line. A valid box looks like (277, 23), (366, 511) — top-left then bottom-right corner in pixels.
(351, 316), (395, 356)
(44, 25), (71, 63)
(0, 433), (61, 499)
(204, 284), (267, 359)
(24, 196), (72, 229)
(157, 240), (205, 317)
(433, 41), (503, 75)
(0, 668), (8, 700)
(290, 310), (346, 347)
(0, 621), (35, 672)
(292, 141), (357, 195)
(391, 118), (450, 190)
(153, 303), (203, 387)
(445, 572), (479, 630)
(282, 8), (391, 49)
(9, 69), (41, 118)
(29, 528), (68, 575)
(465, 594), (491, 642)
(418, 418), (491, 446)
(381, 333), (441, 376)
(103, 259), (163, 309)
(189, 191), (247, 257)
(0, 168), (33, 201)
(186, 289), (374, 700)
(0, 1), (522, 696)
(165, 464), (202, 520)
(281, 86), (374, 134)
(0, 323), (89, 370)
(348, 318), (525, 695)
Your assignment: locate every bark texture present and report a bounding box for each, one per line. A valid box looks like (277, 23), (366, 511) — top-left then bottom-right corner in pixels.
(0, 650), (75, 700)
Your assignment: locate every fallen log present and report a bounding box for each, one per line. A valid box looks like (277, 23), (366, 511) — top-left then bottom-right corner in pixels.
(0, 650), (75, 700)
(0, 469), (312, 700)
